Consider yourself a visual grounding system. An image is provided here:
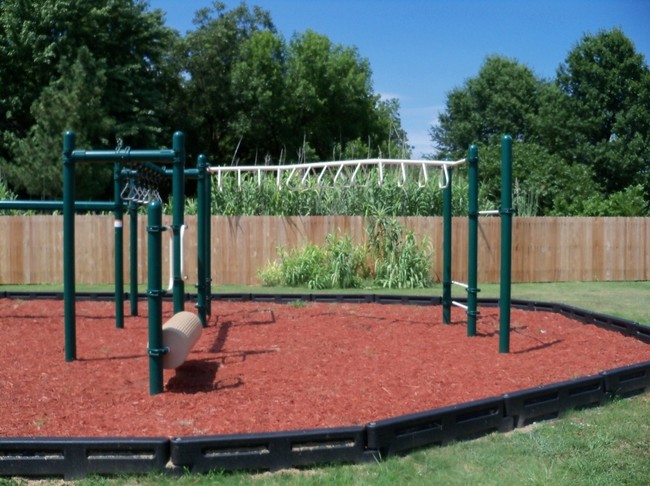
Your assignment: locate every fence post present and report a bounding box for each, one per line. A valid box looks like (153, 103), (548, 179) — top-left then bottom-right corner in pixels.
(499, 135), (513, 353)
(442, 167), (453, 324)
(467, 144), (479, 336)
(63, 131), (76, 362)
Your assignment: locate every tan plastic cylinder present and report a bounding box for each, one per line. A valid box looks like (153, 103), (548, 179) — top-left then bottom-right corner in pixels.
(162, 311), (202, 369)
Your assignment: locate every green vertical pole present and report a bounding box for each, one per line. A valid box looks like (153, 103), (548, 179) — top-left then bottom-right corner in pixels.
(499, 135), (513, 353)
(113, 163), (124, 329)
(63, 131), (76, 362)
(147, 200), (166, 395)
(196, 154), (208, 327)
(172, 131), (185, 314)
(442, 167), (453, 324)
(206, 161), (213, 318)
(129, 200), (139, 316)
(467, 144), (479, 337)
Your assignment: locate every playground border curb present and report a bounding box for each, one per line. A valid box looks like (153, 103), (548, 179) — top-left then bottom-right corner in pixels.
(1, 293), (649, 479)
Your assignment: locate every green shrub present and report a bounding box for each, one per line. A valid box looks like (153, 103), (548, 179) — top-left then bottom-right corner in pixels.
(258, 217), (434, 290)
(279, 244), (328, 288)
(257, 260), (284, 287)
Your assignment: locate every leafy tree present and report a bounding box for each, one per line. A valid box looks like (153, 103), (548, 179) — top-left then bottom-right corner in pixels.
(0, 0), (181, 198)
(476, 141), (600, 216)
(8, 48), (114, 199)
(552, 28), (650, 195)
(180, 2), (276, 163)
(431, 31), (650, 215)
(285, 30), (381, 159)
(431, 56), (545, 157)
(230, 30), (289, 163)
(180, 4), (407, 165)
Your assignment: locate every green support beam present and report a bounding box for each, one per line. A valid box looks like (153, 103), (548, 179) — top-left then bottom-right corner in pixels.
(71, 149), (175, 163)
(0, 200), (116, 211)
(113, 162), (125, 329)
(499, 135), (514, 353)
(129, 201), (139, 316)
(171, 132), (186, 314)
(147, 201), (167, 395)
(442, 167), (453, 324)
(63, 131), (76, 362)
(466, 145), (479, 337)
(196, 154), (209, 327)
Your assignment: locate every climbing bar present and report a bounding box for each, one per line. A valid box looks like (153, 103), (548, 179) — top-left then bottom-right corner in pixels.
(451, 300), (469, 310)
(207, 158), (466, 191)
(71, 149), (176, 164)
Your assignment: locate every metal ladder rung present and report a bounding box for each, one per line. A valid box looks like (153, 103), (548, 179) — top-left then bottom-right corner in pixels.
(451, 300), (468, 310)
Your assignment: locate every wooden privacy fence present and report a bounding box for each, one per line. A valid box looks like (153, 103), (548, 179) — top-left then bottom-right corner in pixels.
(0, 216), (648, 286)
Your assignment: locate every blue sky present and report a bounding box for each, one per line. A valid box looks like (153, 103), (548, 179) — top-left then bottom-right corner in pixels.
(148, 0), (649, 158)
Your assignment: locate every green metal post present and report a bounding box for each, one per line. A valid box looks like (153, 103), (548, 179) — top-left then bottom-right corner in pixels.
(467, 145), (479, 336)
(442, 167), (453, 324)
(172, 132), (186, 313)
(206, 162), (213, 318)
(147, 201), (167, 395)
(499, 135), (513, 353)
(196, 155), (208, 327)
(63, 131), (76, 362)
(113, 162), (124, 328)
(129, 200), (139, 316)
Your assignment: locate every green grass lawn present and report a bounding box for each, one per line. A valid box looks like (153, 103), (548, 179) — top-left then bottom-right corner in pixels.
(1, 281), (649, 485)
(6, 280), (647, 324)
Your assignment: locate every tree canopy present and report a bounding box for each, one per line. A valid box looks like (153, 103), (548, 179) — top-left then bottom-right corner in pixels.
(1, 1), (646, 217)
(0, 0), (181, 198)
(431, 28), (650, 216)
(0, 0), (406, 199)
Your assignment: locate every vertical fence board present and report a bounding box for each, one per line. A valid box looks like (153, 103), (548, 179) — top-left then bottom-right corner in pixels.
(0, 216), (648, 286)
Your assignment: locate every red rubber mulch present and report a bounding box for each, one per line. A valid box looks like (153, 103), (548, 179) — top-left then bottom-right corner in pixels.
(0, 298), (648, 438)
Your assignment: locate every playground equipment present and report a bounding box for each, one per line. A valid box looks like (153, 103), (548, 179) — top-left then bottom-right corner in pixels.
(50, 131), (512, 393)
(62, 131), (187, 362)
(441, 135), (513, 352)
(162, 312), (203, 369)
(146, 200), (203, 394)
(199, 138), (513, 352)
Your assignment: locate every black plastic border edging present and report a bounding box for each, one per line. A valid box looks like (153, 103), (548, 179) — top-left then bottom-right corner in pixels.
(0, 294), (649, 479)
(171, 426), (374, 473)
(0, 437), (169, 480)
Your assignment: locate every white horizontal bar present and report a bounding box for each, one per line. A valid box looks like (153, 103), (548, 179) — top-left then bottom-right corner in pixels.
(451, 280), (469, 289)
(451, 300), (468, 310)
(207, 157), (467, 174)
(479, 209), (499, 215)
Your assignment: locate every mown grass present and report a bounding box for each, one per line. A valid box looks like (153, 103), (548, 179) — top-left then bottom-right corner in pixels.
(1, 281), (649, 485)
(3, 280), (647, 324)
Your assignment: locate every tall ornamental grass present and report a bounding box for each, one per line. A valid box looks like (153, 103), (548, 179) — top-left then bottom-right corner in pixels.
(203, 166), (479, 217)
